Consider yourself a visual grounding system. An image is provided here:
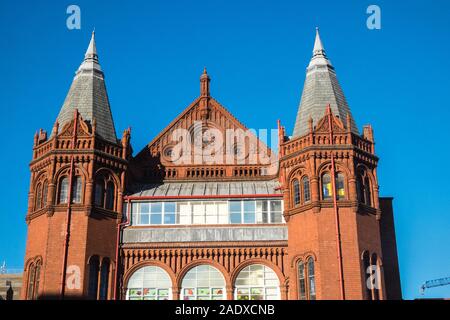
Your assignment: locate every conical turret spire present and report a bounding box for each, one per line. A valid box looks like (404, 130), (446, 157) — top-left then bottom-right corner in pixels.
(313, 27), (325, 55)
(292, 28), (358, 137)
(55, 32), (117, 143)
(77, 30), (102, 73)
(85, 30), (97, 58)
(308, 27), (332, 68)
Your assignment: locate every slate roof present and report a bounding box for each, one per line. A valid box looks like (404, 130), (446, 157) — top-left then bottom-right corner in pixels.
(128, 180), (282, 198)
(55, 32), (117, 143)
(292, 28), (358, 137)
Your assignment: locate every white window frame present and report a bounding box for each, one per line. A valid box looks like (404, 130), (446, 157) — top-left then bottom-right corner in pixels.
(180, 265), (226, 300)
(234, 264), (281, 300)
(229, 199), (284, 224)
(126, 266), (173, 300)
(130, 199), (284, 226)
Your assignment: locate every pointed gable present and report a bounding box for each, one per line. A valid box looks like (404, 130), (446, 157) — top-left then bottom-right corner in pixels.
(292, 28), (358, 138)
(55, 31), (118, 143)
(138, 97), (254, 156)
(136, 70), (271, 163)
(131, 70), (277, 183)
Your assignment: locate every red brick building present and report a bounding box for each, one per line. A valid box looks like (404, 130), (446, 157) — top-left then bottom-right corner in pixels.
(22, 29), (402, 300)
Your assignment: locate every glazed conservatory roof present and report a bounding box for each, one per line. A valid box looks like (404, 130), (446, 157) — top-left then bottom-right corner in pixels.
(127, 180), (282, 198)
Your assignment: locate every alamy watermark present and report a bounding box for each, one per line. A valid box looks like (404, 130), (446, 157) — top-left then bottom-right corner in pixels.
(66, 5), (81, 30)
(66, 265), (81, 290)
(366, 264), (381, 289)
(367, 5), (381, 30)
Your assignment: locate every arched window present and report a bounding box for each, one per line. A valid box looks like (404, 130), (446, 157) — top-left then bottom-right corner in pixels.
(297, 260), (306, 300)
(33, 261), (41, 300)
(58, 177), (69, 204)
(297, 257), (316, 300)
(26, 263), (35, 300)
(88, 256), (100, 300)
(307, 257), (316, 300)
(357, 169), (372, 206)
(336, 173), (345, 200)
(41, 181), (48, 209)
(71, 176), (82, 204)
(26, 260), (41, 300)
(105, 182), (115, 210)
(364, 176), (372, 206)
(362, 251), (371, 300)
(357, 173), (365, 203)
(322, 173), (332, 200)
(302, 176), (311, 203)
(94, 178), (105, 207)
(99, 259), (110, 300)
(35, 183), (42, 210)
(182, 265), (225, 300)
(234, 264), (280, 300)
(293, 179), (300, 206)
(94, 176), (116, 211)
(371, 253), (380, 300)
(126, 266), (172, 300)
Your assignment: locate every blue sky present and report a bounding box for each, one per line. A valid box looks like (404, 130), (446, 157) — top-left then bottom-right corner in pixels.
(1, 0), (449, 299)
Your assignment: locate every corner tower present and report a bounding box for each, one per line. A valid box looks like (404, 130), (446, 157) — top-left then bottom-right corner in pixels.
(22, 32), (131, 300)
(280, 29), (401, 300)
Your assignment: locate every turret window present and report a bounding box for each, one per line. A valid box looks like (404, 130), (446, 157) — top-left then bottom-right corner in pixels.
(58, 177), (69, 204)
(371, 253), (380, 300)
(94, 176), (116, 211)
(297, 257), (316, 300)
(41, 181), (48, 208)
(302, 176), (311, 203)
(298, 260), (306, 300)
(292, 175), (310, 207)
(88, 256), (100, 300)
(26, 259), (41, 300)
(321, 172), (345, 200)
(33, 261), (41, 300)
(99, 258), (110, 300)
(35, 180), (48, 210)
(72, 176), (83, 204)
(357, 174), (364, 203)
(105, 182), (115, 210)
(357, 169), (372, 206)
(95, 179), (105, 207)
(336, 173), (345, 200)
(364, 177), (372, 206)
(293, 179), (301, 205)
(362, 251), (371, 299)
(307, 257), (316, 300)
(35, 183), (42, 210)
(26, 263), (35, 299)
(322, 173), (332, 200)
(362, 251), (382, 300)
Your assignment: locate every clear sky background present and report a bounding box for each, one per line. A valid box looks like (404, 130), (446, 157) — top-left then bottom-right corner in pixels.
(0, 0), (449, 300)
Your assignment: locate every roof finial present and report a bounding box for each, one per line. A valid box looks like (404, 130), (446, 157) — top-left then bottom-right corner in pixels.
(76, 31), (102, 74)
(313, 27), (325, 56)
(307, 27), (332, 69)
(85, 30), (97, 59)
(200, 67), (210, 97)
